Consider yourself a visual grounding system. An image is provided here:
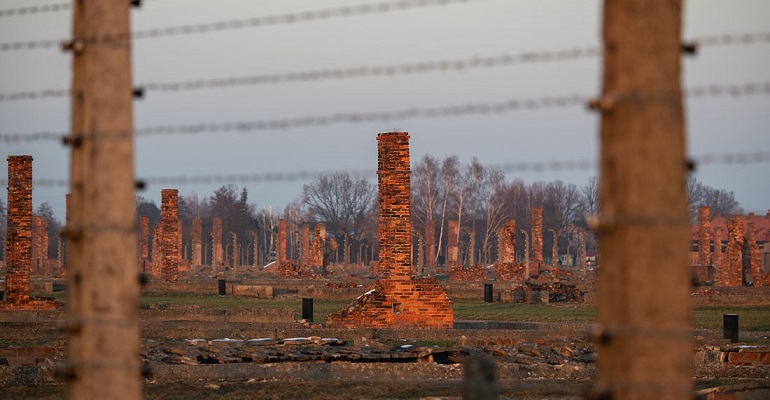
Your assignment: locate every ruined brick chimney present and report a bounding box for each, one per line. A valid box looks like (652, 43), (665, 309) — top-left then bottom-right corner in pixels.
(2, 156), (60, 310)
(721, 215), (745, 286)
(161, 189), (179, 282)
(327, 132), (453, 329)
(191, 218), (202, 267)
(139, 216), (149, 271)
(697, 206), (711, 266)
(212, 218), (223, 268)
(531, 206), (544, 265)
(4, 156), (33, 304)
(277, 219), (287, 265)
(447, 220), (459, 270)
(498, 219), (517, 263)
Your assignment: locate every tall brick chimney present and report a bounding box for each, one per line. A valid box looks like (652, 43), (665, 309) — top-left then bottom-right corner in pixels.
(698, 206), (711, 266)
(327, 132), (452, 329)
(212, 218), (223, 267)
(277, 219), (287, 265)
(498, 219), (517, 263)
(191, 218), (202, 267)
(5, 156), (33, 304)
(160, 189), (179, 282)
(377, 132), (412, 280)
(531, 206), (543, 264)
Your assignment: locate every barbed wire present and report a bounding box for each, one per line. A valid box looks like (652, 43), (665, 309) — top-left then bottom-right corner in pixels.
(3, 151), (769, 188)
(0, 47), (600, 102)
(694, 31), (770, 48)
(1, 81), (769, 144)
(2, 31), (769, 102)
(0, 2), (70, 18)
(0, 0), (491, 51)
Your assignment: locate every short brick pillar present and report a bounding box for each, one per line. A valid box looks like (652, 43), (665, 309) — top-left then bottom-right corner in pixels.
(299, 224), (310, 266)
(212, 218), (223, 267)
(191, 218), (202, 267)
(746, 219), (761, 285)
(498, 219), (517, 263)
(32, 215), (44, 274)
(698, 206), (711, 266)
(713, 226), (724, 269)
(447, 220), (459, 270)
(721, 215), (745, 286)
(277, 219), (287, 265)
(151, 224), (162, 278)
(310, 223), (326, 267)
(531, 207), (543, 264)
(139, 216), (149, 271)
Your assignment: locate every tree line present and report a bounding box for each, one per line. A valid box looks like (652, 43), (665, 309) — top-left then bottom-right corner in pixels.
(0, 164), (746, 266)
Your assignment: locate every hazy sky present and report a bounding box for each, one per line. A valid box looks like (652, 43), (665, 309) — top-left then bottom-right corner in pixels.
(1, 0), (769, 221)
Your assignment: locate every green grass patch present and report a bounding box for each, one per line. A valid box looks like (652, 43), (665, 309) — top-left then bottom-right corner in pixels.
(452, 299), (595, 322)
(140, 292), (349, 321)
(46, 290), (770, 330)
(692, 306), (770, 331)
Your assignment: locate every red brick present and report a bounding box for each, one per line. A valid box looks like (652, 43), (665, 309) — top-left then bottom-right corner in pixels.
(532, 207), (543, 264)
(327, 132), (453, 329)
(498, 219), (516, 263)
(191, 218), (202, 267)
(139, 215), (149, 267)
(277, 219), (287, 265)
(698, 206), (711, 266)
(5, 156), (33, 304)
(212, 218), (223, 268)
(160, 189), (179, 282)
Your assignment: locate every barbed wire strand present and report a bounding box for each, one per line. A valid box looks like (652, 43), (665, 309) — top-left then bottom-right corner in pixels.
(0, 0), (491, 51)
(2, 31), (769, 102)
(3, 151), (769, 188)
(1, 81), (769, 144)
(0, 2), (70, 18)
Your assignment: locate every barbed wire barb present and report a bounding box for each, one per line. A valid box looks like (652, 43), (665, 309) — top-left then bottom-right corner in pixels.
(2, 31), (768, 100)
(0, 2), (70, 18)
(2, 81), (769, 143)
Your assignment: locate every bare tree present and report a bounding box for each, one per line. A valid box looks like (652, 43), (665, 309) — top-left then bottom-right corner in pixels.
(579, 176), (600, 220)
(686, 176), (743, 218)
(209, 185), (256, 261)
(36, 202), (62, 259)
(480, 167), (508, 263)
(302, 172), (376, 245)
(412, 155), (441, 268)
(434, 155), (460, 267)
(544, 180), (582, 229)
(412, 155), (461, 268)
(0, 198), (6, 233)
(463, 158), (485, 264)
(685, 174), (704, 221)
(700, 186), (743, 218)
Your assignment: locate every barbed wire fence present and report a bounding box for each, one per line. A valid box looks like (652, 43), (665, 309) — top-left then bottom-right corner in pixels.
(1, 81), (769, 143)
(0, 1), (769, 399)
(1, 150), (768, 188)
(1, 31), (768, 102)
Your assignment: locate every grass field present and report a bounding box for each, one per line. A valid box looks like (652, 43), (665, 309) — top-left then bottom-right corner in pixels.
(129, 292), (770, 332)
(42, 290), (770, 331)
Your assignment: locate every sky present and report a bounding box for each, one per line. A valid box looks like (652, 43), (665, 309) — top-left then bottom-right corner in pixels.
(1, 0), (769, 222)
